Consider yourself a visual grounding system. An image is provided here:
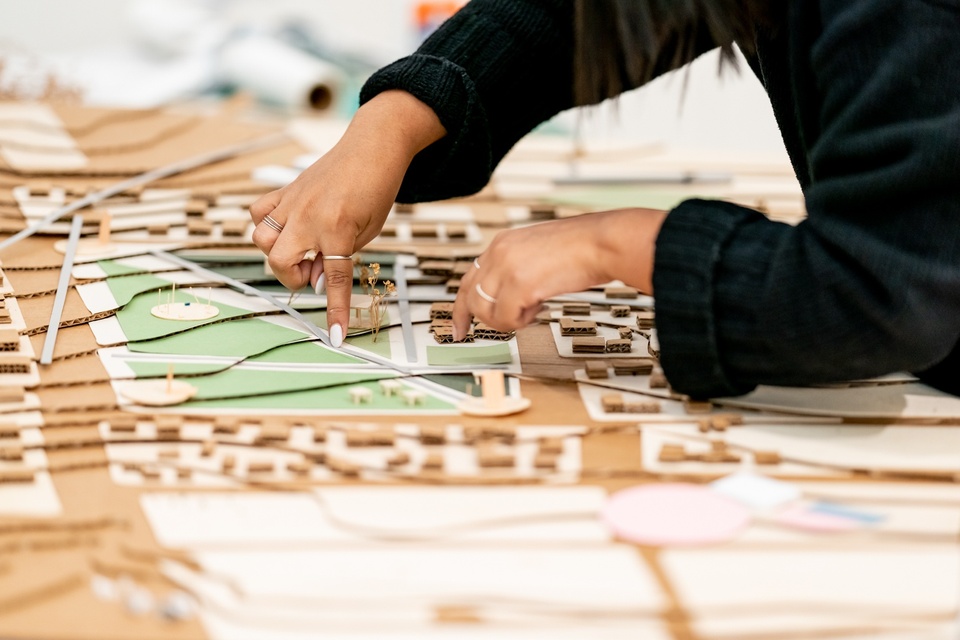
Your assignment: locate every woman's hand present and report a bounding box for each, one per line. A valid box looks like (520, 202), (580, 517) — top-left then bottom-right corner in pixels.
(249, 90), (446, 346)
(452, 208), (668, 338)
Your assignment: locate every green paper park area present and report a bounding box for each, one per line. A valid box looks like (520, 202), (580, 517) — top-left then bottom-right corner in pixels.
(124, 363), (455, 412)
(102, 264), (509, 412)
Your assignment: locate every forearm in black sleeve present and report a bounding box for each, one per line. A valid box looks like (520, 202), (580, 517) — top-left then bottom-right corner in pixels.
(653, 0), (960, 398)
(361, 0), (576, 202)
(360, 0), (727, 202)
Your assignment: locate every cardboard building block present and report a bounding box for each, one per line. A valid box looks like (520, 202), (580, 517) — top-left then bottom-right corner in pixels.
(286, 460), (313, 476)
(0, 386), (26, 403)
(601, 393), (625, 413)
(256, 424), (291, 443)
(419, 260), (455, 277)
(419, 425), (446, 445)
(571, 337), (606, 354)
(649, 370), (668, 389)
(584, 360), (609, 379)
(658, 443), (687, 462)
(0, 356), (32, 374)
(685, 400), (714, 415)
(326, 457), (361, 478)
(247, 461), (275, 474)
(0, 328), (20, 351)
(560, 318), (598, 337)
(477, 445), (514, 468)
(345, 428), (395, 447)
(636, 311), (655, 330)
(754, 451), (782, 465)
(562, 302), (591, 316)
(430, 302), (454, 320)
(538, 437), (564, 455)
(605, 286), (639, 300)
(473, 323), (515, 341)
(422, 452), (444, 471)
(186, 218), (214, 236)
(611, 359), (654, 376)
(605, 339), (632, 354)
(221, 218), (249, 237)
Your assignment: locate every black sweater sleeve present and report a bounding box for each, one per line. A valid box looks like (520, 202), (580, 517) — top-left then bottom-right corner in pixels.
(359, 0), (960, 398)
(360, 0), (576, 202)
(359, 0), (722, 203)
(654, 0), (960, 397)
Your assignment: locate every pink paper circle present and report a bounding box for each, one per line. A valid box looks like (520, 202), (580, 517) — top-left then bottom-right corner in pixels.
(602, 484), (751, 547)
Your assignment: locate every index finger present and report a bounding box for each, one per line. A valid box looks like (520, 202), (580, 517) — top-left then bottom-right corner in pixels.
(321, 253), (356, 349)
(452, 265), (481, 342)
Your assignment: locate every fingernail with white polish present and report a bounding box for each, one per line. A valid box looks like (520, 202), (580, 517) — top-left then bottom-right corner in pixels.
(313, 273), (326, 296)
(330, 323), (343, 348)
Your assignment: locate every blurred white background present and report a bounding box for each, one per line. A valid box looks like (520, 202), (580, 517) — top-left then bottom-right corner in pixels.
(0, 0), (787, 155)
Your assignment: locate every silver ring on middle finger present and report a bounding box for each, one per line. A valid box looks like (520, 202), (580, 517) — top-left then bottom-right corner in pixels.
(475, 282), (498, 304)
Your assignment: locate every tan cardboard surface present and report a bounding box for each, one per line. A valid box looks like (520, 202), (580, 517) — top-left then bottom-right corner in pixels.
(0, 102), (955, 640)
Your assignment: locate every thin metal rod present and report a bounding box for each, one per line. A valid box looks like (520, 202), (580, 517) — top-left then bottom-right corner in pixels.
(152, 250), (494, 403)
(152, 250), (332, 348)
(0, 133), (288, 253)
(39, 214), (84, 365)
(392, 260), (418, 364)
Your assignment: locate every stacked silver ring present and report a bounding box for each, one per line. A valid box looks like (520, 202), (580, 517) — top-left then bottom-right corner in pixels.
(261, 214), (284, 233)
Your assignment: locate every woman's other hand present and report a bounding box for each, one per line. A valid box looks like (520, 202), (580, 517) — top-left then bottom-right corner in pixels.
(453, 208), (667, 338)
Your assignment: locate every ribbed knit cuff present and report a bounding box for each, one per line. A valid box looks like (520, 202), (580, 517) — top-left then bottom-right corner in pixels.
(360, 54), (492, 202)
(361, 54), (474, 142)
(653, 199), (763, 399)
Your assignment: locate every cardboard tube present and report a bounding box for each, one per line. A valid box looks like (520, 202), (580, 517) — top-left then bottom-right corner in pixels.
(218, 34), (345, 110)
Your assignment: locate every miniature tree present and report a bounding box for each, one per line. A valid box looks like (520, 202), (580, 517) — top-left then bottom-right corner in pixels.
(365, 263), (396, 342)
(357, 256), (371, 295)
(366, 263), (381, 296)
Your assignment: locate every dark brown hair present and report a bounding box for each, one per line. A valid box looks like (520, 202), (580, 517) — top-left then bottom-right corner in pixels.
(574, 0), (773, 105)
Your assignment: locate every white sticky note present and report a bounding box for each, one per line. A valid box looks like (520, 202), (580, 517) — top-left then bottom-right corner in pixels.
(711, 472), (801, 510)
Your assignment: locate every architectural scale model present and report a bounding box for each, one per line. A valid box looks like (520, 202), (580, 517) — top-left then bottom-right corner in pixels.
(0, 102), (957, 640)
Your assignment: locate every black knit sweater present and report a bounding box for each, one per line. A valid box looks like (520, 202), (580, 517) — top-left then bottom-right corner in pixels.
(361, 0), (960, 398)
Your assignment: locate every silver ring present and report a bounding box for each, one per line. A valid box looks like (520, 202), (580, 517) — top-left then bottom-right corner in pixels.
(261, 214), (284, 233)
(473, 258), (481, 270)
(475, 282), (497, 304)
(323, 255), (354, 261)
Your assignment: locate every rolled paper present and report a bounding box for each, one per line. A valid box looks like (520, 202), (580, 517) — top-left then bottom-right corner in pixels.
(218, 34), (345, 110)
